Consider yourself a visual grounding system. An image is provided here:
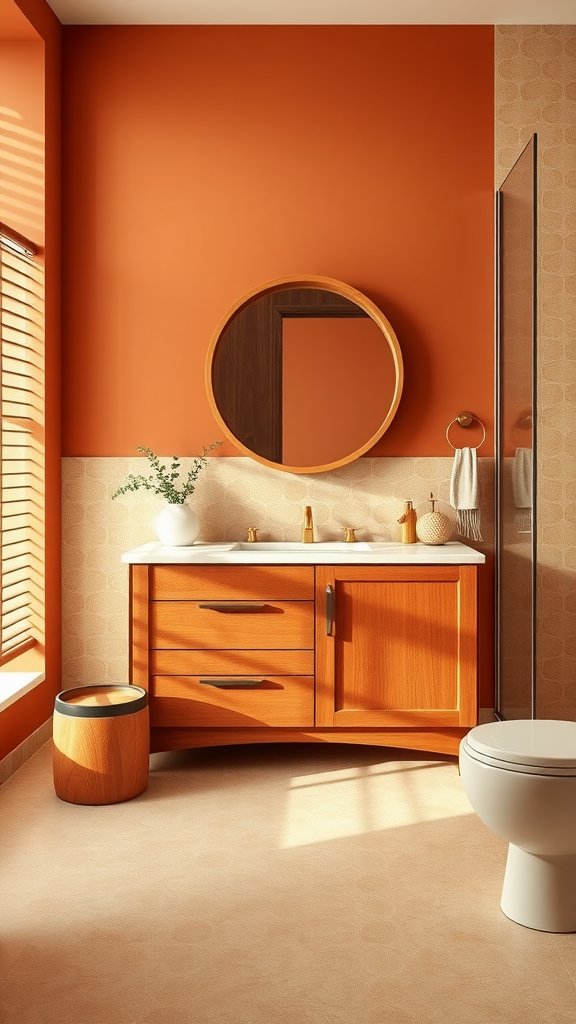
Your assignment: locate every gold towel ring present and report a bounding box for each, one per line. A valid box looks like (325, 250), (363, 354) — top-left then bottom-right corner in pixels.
(446, 411), (486, 451)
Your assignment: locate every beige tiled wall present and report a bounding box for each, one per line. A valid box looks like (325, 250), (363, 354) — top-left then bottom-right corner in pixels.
(62, 456), (492, 690)
(495, 25), (576, 719)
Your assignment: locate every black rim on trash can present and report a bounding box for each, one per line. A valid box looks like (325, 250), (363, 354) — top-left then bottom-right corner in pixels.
(55, 685), (148, 718)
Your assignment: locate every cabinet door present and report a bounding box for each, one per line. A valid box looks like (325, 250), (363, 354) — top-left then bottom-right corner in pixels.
(315, 565), (477, 728)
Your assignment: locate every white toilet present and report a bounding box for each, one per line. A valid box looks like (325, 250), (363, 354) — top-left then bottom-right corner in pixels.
(459, 719), (576, 932)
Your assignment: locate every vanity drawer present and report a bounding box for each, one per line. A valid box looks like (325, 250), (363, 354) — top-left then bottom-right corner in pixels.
(150, 675), (314, 728)
(150, 649), (315, 676)
(150, 601), (314, 650)
(150, 565), (314, 601)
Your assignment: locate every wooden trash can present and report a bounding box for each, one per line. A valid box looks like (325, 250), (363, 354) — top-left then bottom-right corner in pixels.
(53, 685), (149, 805)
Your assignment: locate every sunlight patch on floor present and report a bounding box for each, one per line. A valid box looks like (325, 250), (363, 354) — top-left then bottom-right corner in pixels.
(279, 760), (473, 848)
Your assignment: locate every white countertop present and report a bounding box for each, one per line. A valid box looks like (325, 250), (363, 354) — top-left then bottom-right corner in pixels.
(121, 540), (485, 565)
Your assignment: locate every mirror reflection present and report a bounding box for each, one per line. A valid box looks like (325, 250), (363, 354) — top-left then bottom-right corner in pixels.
(282, 317), (396, 466)
(208, 280), (403, 473)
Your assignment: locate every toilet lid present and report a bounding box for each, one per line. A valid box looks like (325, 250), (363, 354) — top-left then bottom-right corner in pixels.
(466, 720), (576, 769)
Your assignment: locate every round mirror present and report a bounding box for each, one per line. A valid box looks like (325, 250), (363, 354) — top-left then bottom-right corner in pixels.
(206, 276), (403, 474)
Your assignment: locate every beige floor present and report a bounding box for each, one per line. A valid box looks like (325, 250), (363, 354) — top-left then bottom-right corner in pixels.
(1, 741), (576, 1024)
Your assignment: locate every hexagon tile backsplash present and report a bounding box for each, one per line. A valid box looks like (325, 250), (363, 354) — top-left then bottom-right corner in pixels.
(62, 456), (493, 689)
(496, 25), (576, 720)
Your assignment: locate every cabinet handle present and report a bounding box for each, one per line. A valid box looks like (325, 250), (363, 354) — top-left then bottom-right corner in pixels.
(199, 678), (263, 688)
(326, 584), (334, 635)
(198, 602), (266, 612)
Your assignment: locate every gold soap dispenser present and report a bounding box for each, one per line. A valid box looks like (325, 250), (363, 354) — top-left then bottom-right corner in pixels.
(398, 500), (417, 543)
(302, 505), (314, 543)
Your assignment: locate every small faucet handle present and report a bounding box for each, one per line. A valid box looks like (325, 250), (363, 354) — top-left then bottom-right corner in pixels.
(344, 527), (359, 543)
(246, 527), (259, 543)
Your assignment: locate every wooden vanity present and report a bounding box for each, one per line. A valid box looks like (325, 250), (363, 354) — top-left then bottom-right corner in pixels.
(125, 543), (483, 757)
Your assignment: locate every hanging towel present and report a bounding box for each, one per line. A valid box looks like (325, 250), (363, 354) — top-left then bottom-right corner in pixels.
(450, 446), (483, 542)
(512, 447), (532, 533)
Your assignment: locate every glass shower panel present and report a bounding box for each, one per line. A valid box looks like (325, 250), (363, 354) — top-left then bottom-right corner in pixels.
(496, 136), (537, 720)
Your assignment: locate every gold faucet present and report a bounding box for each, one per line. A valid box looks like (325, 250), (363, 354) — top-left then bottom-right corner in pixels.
(302, 506), (314, 543)
(246, 527), (259, 543)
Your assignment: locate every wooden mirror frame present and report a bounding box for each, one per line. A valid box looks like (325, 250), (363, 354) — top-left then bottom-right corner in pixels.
(205, 275), (404, 474)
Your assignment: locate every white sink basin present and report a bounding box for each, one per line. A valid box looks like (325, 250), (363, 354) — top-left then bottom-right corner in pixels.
(234, 541), (373, 552)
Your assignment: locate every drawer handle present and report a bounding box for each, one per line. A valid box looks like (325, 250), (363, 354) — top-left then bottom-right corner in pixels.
(326, 584), (334, 636)
(198, 602), (266, 612)
(199, 678), (263, 688)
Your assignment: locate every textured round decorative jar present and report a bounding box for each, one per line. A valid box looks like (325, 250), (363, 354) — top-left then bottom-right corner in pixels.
(416, 511), (453, 545)
(155, 503), (200, 546)
(416, 495), (453, 545)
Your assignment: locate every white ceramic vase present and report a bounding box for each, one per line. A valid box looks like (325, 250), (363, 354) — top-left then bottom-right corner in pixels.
(155, 503), (200, 546)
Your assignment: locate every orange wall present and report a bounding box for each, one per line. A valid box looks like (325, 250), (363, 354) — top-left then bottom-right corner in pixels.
(0, 41), (45, 243)
(0, 0), (61, 762)
(61, 26), (494, 459)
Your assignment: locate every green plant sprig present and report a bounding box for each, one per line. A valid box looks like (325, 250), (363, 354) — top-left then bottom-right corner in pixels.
(112, 442), (222, 504)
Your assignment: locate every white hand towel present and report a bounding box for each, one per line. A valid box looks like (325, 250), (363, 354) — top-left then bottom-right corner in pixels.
(512, 447), (532, 533)
(449, 446), (483, 542)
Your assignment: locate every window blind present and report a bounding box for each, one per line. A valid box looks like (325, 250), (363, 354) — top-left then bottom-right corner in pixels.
(0, 243), (45, 662)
